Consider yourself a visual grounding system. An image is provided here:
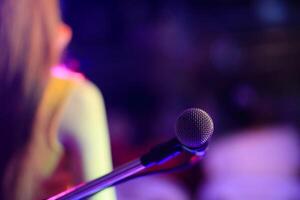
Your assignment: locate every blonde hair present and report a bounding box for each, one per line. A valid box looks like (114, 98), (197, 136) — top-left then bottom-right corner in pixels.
(0, 0), (61, 198)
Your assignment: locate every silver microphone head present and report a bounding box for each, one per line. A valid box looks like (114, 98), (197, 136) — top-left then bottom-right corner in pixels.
(175, 108), (214, 149)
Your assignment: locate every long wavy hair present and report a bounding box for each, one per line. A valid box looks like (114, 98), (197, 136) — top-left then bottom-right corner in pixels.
(0, 0), (61, 198)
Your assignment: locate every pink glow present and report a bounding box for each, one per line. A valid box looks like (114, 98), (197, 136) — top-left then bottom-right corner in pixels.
(51, 64), (85, 80)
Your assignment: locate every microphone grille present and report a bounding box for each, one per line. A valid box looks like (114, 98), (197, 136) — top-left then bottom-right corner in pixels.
(176, 108), (214, 148)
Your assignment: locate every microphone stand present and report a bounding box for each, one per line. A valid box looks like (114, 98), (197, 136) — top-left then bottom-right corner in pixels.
(48, 159), (145, 200)
(48, 139), (207, 200)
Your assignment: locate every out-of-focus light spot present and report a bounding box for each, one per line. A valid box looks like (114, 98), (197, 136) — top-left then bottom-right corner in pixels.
(255, 0), (287, 25)
(210, 38), (242, 72)
(199, 126), (300, 199)
(233, 84), (257, 108)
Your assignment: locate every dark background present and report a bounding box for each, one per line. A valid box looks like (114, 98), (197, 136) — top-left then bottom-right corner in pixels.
(61, 0), (300, 197)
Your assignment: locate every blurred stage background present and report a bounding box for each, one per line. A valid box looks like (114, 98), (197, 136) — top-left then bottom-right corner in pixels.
(61, 0), (300, 199)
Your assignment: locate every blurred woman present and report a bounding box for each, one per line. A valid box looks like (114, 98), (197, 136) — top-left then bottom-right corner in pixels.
(0, 0), (115, 199)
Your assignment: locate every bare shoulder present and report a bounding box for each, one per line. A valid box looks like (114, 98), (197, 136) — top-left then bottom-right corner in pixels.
(51, 65), (105, 108)
(53, 67), (116, 200)
(53, 67), (107, 136)
(70, 78), (105, 110)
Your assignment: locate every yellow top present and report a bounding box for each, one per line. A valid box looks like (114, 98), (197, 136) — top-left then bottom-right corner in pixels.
(9, 67), (116, 200)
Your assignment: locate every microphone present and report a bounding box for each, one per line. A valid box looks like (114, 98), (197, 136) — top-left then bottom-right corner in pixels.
(49, 108), (214, 200)
(176, 108), (214, 149)
(141, 108), (214, 167)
